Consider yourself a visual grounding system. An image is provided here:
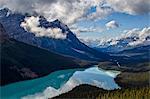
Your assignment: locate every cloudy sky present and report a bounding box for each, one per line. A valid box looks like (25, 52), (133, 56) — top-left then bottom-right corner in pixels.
(0, 0), (149, 40)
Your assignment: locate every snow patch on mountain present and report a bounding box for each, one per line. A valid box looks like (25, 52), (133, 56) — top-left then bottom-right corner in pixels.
(72, 48), (86, 54)
(80, 27), (150, 52)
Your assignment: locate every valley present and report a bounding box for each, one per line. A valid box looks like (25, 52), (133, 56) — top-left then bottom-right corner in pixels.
(0, 5), (150, 99)
(0, 23), (94, 86)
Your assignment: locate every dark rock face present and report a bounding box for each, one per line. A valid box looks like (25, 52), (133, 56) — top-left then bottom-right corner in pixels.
(0, 23), (8, 42)
(0, 8), (110, 61)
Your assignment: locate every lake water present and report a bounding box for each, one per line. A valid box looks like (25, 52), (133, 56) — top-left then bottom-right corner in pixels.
(0, 66), (120, 99)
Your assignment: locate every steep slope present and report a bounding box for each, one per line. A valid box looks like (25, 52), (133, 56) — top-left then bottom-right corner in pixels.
(1, 39), (92, 86)
(0, 23), (92, 86)
(118, 45), (150, 55)
(114, 45), (150, 65)
(0, 8), (110, 61)
(0, 23), (8, 42)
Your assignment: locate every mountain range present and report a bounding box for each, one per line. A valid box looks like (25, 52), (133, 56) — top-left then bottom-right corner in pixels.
(0, 8), (110, 61)
(97, 37), (150, 53)
(81, 28), (150, 53)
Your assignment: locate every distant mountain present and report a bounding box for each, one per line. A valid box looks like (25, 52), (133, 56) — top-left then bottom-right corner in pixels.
(81, 27), (150, 53)
(0, 23), (93, 85)
(0, 8), (110, 61)
(117, 45), (150, 55)
(115, 45), (150, 66)
(98, 45), (150, 72)
(96, 37), (150, 53)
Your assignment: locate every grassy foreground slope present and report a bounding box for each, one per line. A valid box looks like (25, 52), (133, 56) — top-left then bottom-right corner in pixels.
(96, 87), (150, 99)
(54, 85), (150, 99)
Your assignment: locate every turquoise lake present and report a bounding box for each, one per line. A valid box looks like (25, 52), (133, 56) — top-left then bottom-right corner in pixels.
(0, 68), (83, 99)
(0, 66), (120, 99)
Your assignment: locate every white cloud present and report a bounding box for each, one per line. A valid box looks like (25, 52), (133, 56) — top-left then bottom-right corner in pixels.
(80, 27), (150, 47)
(105, 20), (119, 29)
(0, 0), (110, 24)
(79, 37), (106, 48)
(80, 27), (103, 33)
(87, 6), (113, 20)
(0, 0), (149, 25)
(107, 0), (150, 15)
(123, 27), (150, 46)
(69, 24), (104, 39)
(123, 28), (150, 39)
(1, 0), (149, 40)
(106, 27), (150, 46)
(21, 16), (67, 39)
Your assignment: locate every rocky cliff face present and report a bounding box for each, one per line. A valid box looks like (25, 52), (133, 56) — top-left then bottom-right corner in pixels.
(0, 23), (9, 42)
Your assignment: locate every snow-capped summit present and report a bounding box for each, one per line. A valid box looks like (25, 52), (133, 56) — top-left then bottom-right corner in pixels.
(81, 27), (150, 53)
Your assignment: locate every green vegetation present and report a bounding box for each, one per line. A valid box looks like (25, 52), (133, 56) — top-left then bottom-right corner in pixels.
(115, 71), (150, 88)
(97, 87), (150, 99)
(54, 85), (150, 99)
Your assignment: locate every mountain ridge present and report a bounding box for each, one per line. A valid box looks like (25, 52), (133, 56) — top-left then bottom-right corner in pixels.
(0, 8), (110, 61)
